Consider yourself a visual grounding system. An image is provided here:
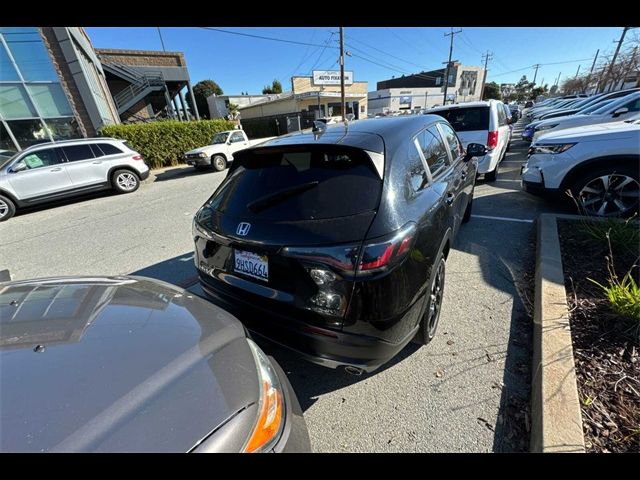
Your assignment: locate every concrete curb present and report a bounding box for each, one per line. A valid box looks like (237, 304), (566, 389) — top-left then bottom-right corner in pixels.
(530, 213), (585, 453)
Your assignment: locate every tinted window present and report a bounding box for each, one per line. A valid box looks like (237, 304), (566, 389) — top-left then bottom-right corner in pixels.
(89, 144), (103, 158)
(405, 139), (429, 193)
(97, 143), (124, 156)
(230, 132), (245, 143)
(62, 145), (94, 162)
(418, 128), (449, 177)
(438, 123), (463, 160)
(431, 107), (490, 131)
(496, 104), (507, 126)
(208, 145), (382, 221)
(622, 97), (640, 112)
(19, 148), (62, 170)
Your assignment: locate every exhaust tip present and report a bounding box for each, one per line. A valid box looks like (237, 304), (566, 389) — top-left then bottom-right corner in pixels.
(344, 365), (365, 376)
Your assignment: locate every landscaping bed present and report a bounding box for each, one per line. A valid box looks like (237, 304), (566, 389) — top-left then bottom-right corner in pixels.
(557, 219), (639, 453)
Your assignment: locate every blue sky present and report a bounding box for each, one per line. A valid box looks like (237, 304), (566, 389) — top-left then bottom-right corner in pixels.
(86, 27), (626, 93)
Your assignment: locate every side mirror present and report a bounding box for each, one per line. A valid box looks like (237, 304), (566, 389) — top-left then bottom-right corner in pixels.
(464, 143), (487, 161)
(612, 107), (629, 118)
(10, 161), (26, 173)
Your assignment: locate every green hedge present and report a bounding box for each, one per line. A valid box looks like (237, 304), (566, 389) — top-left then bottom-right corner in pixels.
(99, 119), (235, 169)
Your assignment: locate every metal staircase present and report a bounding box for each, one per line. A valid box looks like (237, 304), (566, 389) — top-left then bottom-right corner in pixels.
(102, 62), (167, 117)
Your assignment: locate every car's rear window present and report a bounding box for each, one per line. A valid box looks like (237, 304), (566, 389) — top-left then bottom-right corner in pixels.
(207, 145), (382, 221)
(431, 106), (490, 132)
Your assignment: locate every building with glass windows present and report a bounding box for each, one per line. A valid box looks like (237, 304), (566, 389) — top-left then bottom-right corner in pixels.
(0, 27), (121, 152)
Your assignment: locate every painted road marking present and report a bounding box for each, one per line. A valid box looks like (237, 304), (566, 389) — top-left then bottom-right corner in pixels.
(471, 214), (534, 224)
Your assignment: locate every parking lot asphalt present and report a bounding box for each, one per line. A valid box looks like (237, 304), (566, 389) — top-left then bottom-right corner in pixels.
(0, 116), (574, 452)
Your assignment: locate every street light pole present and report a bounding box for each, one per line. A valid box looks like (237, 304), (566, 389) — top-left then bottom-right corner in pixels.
(600, 27), (630, 93)
(339, 26), (346, 121)
(442, 28), (462, 105)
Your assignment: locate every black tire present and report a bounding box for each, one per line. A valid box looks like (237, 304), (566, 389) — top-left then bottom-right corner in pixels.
(417, 252), (446, 345)
(0, 194), (16, 222)
(462, 190), (473, 224)
(570, 163), (640, 218)
(112, 169), (140, 194)
(484, 167), (497, 182)
(212, 155), (227, 172)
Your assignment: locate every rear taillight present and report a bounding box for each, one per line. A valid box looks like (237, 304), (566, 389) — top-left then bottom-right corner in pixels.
(487, 131), (499, 150)
(132, 154), (144, 161)
(282, 222), (417, 277)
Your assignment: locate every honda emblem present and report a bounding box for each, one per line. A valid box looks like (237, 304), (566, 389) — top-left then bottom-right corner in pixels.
(236, 222), (251, 236)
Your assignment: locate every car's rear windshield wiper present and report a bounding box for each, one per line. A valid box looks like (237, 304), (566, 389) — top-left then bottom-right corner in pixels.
(247, 180), (320, 213)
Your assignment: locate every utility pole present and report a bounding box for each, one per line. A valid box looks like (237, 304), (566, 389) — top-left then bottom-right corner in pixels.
(532, 64), (541, 85)
(600, 27), (630, 93)
(442, 28), (463, 105)
(574, 65), (581, 78)
(586, 49), (599, 93)
(479, 50), (493, 100)
(620, 46), (638, 91)
(555, 72), (562, 87)
(157, 27), (166, 52)
(339, 26), (346, 121)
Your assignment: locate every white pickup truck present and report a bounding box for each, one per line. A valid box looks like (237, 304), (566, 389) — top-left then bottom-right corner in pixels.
(184, 130), (273, 171)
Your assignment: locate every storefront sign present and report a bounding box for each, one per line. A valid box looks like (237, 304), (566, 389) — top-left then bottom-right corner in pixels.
(313, 70), (354, 86)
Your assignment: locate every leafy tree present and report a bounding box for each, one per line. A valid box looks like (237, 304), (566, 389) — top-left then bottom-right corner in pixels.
(531, 84), (549, 99)
(185, 80), (223, 120)
(482, 82), (502, 100)
(262, 79), (283, 94)
(514, 75), (535, 102)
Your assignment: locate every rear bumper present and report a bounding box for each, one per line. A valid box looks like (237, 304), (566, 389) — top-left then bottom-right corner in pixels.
(199, 273), (413, 373)
(139, 169), (150, 181)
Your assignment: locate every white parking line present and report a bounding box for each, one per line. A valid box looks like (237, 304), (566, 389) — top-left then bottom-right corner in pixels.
(471, 214), (534, 223)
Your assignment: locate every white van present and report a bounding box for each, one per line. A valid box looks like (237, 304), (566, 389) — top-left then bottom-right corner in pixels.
(428, 100), (511, 181)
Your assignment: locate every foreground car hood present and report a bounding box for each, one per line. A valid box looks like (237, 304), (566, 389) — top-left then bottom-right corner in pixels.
(0, 276), (259, 452)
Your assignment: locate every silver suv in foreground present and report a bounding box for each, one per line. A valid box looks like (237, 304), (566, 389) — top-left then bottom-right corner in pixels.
(0, 138), (149, 221)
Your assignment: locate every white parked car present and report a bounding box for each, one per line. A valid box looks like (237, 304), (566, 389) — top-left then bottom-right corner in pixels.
(428, 100), (511, 181)
(531, 91), (640, 142)
(0, 138), (149, 222)
(522, 115), (640, 217)
(184, 130), (273, 172)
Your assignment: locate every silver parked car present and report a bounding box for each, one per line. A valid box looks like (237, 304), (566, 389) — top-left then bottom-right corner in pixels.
(0, 138), (150, 222)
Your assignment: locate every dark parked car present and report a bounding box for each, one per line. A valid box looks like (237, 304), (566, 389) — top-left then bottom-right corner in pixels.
(525, 100), (534, 108)
(192, 116), (487, 373)
(0, 276), (310, 452)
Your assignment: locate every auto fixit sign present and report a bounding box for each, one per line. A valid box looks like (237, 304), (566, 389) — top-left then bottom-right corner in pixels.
(313, 70), (354, 86)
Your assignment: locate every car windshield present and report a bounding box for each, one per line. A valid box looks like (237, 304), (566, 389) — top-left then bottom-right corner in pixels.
(589, 93), (640, 115)
(210, 132), (229, 144)
(430, 106), (490, 131)
(0, 151), (19, 169)
(579, 99), (614, 114)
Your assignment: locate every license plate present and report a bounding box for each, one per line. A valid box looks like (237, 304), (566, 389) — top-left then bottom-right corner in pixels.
(234, 249), (269, 282)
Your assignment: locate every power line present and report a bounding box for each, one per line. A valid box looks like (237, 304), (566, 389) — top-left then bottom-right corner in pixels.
(345, 34), (429, 71)
(198, 27), (338, 49)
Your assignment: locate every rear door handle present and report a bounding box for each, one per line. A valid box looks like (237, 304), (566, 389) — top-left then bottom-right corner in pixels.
(446, 192), (455, 206)
(92, 161), (102, 164)
(50, 167), (62, 172)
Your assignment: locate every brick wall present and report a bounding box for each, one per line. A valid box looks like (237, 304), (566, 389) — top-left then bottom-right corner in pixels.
(39, 27), (94, 137)
(95, 48), (186, 67)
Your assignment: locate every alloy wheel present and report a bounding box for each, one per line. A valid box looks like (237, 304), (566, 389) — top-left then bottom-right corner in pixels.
(578, 174), (640, 217)
(116, 172), (138, 191)
(0, 199), (8, 218)
(214, 156), (226, 170)
(426, 259), (445, 338)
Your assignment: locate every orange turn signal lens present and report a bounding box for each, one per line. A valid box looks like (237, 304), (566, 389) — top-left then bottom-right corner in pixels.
(243, 380), (284, 453)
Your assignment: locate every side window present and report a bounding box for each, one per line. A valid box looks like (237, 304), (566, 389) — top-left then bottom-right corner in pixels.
(622, 98), (640, 112)
(406, 139), (429, 193)
(62, 145), (95, 162)
(418, 128), (450, 178)
(19, 148), (62, 170)
(230, 132), (245, 143)
(97, 143), (124, 156)
(89, 144), (104, 158)
(438, 123), (463, 160)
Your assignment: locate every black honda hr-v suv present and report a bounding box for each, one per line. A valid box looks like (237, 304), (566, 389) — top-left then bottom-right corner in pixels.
(192, 116), (486, 373)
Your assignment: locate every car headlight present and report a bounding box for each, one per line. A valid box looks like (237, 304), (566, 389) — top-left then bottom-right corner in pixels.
(242, 339), (285, 453)
(529, 143), (576, 155)
(535, 124), (558, 131)
(198, 152), (207, 158)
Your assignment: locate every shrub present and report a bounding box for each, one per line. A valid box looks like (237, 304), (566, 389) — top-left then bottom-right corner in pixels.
(578, 216), (640, 257)
(591, 267), (640, 323)
(100, 119), (235, 169)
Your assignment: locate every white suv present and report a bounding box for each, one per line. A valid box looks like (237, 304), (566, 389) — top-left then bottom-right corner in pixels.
(0, 138), (149, 221)
(428, 100), (511, 181)
(522, 116), (640, 217)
